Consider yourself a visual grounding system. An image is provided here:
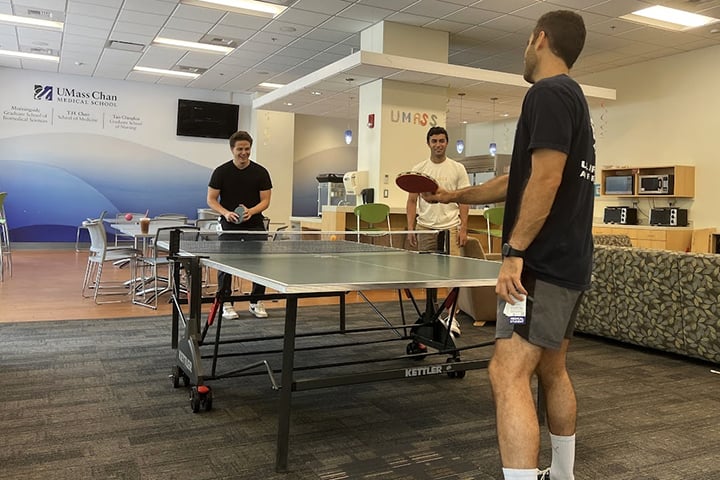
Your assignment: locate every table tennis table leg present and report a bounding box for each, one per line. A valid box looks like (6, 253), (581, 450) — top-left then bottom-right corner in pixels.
(276, 294), (298, 473)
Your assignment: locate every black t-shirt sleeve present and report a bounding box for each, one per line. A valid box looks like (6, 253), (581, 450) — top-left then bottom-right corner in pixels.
(258, 167), (273, 191)
(208, 162), (228, 190)
(526, 85), (573, 155)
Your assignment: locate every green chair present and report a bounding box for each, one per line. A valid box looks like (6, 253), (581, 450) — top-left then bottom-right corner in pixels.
(353, 203), (392, 247)
(0, 192), (11, 280)
(481, 206), (504, 253)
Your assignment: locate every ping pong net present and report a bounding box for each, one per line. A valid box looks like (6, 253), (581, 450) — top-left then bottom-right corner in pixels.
(169, 239), (397, 256)
(166, 228), (451, 256)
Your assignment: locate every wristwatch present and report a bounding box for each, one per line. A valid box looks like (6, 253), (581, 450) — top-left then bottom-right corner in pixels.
(502, 242), (525, 258)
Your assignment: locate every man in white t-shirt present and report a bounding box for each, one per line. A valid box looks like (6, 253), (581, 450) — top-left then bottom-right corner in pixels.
(406, 126), (470, 336)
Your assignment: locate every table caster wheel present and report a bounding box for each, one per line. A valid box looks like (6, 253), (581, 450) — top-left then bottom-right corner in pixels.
(406, 341), (428, 360)
(190, 385), (213, 413)
(171, 366), (182, 388)
(171, 366), (190, 388)
(446, 357), (465, 379)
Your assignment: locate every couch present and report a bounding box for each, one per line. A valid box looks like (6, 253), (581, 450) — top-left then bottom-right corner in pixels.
(577, 239), (720, 364)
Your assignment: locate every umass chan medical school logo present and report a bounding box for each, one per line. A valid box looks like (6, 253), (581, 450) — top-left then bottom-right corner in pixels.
(32, 84), (119, 107)
(34, 84), (53, 101)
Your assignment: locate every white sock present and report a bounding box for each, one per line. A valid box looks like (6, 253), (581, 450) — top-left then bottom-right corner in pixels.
(549, 432), (576, 480)
(502, 468), (538, 480)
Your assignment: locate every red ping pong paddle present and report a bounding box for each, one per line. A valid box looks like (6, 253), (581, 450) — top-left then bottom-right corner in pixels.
(395, 171), (439, 194)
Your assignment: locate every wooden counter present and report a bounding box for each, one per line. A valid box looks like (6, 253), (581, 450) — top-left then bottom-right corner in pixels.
(592, 224), (693, 251)
(319, 206), (498, 252)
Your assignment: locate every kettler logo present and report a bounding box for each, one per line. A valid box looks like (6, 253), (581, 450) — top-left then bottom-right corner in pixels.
(178, 350), (193, 372)
(404, 365), (444, 377)
(34, 84), (53, 101)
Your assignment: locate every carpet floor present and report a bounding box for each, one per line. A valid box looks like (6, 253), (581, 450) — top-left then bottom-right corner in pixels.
(1, 301), (719, 480)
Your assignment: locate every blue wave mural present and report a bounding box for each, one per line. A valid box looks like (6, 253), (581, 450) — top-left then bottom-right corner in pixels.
(0, 133), (212, 242)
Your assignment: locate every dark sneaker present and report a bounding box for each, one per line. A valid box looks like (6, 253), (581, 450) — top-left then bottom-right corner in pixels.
(537, 468), (550, 480)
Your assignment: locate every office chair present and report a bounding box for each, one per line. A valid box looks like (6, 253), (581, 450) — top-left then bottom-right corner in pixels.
(133, 225), (199, 309)
(81, 218), (142, 304)
(479, 206), (504, 253)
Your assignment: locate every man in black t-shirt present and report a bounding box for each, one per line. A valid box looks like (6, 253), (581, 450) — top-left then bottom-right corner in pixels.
(208, 130), (273, 319)
(423, 10), (594, 480)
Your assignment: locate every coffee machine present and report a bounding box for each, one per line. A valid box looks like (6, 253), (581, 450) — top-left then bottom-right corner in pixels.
(343, 171), (369, 205)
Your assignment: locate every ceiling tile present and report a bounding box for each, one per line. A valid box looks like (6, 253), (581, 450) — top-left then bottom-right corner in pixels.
(289, 0), (352, 16)
(173, 4), (224, 23)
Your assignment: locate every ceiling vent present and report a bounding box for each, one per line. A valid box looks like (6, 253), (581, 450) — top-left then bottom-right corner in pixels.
(15, 5), (65, 21)
(174, 65), (208, 74)
(20, 45), (59, 55)
(199, 34), (241, 49)
(106, 40), (145, 52)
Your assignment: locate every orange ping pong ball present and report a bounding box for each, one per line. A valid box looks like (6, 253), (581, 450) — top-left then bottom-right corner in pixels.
(125, 213), (133, 221)
(329, 234), (337, 241)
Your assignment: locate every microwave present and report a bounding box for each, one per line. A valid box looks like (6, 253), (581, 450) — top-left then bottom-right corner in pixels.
(639, 174), (674, 195)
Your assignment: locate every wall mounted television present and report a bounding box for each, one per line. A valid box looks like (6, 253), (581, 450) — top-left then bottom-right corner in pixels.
(176, 99), (239, 139)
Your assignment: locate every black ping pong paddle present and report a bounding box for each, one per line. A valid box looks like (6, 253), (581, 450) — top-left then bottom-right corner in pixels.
(395, 171), (439, 193)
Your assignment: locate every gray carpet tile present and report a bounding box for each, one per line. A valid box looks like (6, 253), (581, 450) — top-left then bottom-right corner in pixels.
(1, 302), (719, 479)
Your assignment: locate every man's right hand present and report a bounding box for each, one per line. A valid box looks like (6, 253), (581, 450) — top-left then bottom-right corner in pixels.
(408, 231), (417, 247)
(421, 187), (451, 204)
(224, 211), (239, 224)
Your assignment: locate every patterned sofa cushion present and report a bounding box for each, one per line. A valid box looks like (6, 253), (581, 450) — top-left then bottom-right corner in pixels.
(611, 248), (685, 355)
(577, 244), (720, 363)
(593, 234), (633, 247)
(576, 246), (620, 338)
(677, 253), (720, 363)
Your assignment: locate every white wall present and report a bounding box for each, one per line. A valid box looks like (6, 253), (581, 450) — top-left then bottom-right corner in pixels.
(255, 110), (294, 226)
(292, 113), (358, 216)
(577, 44), (720, 228)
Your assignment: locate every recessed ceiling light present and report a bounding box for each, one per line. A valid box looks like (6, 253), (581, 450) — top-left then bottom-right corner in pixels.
(258, 82), (285, 89)
(280, 26), (296, 32)
(284, 102), (293, 106)
(0, 13), (63, 29)
(0, 48), (59, 61)
(133, 66), (200, 79)
(180, 0), (287, 19)
(153, 37), (233, 54)
(311, 91), (322, 96)
(620, 5), (719, 31)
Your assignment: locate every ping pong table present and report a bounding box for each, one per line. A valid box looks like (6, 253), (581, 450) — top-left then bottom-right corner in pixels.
(162, 232), (501, 472)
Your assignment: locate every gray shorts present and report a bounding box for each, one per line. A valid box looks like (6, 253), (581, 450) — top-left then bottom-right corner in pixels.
(495, 270), (583, 350)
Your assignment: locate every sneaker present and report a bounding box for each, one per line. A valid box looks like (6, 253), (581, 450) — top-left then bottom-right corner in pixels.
(440, 312), (461, 337)
(222, 303), (239, 320)
(537, 468), (550, 480)
(249, 301), (268, 318)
